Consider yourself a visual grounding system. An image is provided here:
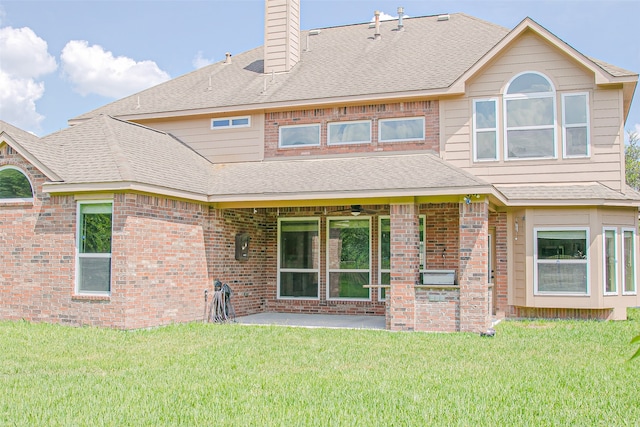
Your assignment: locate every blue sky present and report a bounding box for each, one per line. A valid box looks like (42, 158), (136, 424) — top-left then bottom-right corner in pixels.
(1, 0), (639, 139)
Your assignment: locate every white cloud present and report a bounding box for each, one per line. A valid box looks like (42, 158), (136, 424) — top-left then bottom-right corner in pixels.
(192, 51), (214, 69)
(0, 26), (57, 132)
(61, 40), (170, 98)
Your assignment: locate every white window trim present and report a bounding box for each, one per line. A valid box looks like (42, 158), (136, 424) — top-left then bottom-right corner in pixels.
(75, 200), (113, 296)
(378, 215), (426, 302)
(472, 98), (499, 162)
(603, 227), (618, 296)
(278, 123), (321, 148)
(0, 165), (34, 203)
(276, 217), (321, 300)
(622, 227), (637, 296)
(327, 120), (372, 145)
(378, 116), (425, 143)
(503, 71), (557, 161)
(562, 92), (590, 159)
(326, 216), (371, 301)
(533, 227), (590, 296)
(210, 116), (251, 130)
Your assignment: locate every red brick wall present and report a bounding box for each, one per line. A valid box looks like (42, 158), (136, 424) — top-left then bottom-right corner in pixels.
(490, 211), (508, 313)
(113, 194), (209, 329)
(265, 101), (439, 158)
(415, 288), (460, 332)
(458, 200), (491, 333)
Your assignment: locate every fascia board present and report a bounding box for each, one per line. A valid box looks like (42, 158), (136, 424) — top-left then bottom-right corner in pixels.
(42, 181), (209, 202)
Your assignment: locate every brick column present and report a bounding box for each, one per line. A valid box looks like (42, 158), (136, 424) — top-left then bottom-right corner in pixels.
(387, 203), (420, 331)
(459, 199), (491, 333)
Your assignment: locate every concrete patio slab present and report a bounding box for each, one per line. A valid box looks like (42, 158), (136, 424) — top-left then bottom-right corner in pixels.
(235, 312), (386, 330)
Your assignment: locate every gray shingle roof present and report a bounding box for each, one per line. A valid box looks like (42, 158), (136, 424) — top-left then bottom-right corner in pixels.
(74, 13), (510, 121)
(40, 115), (213, 195)
(1, 120), (63, 180)
(209, 151), (491, 201)
(496, 183), (640, 203)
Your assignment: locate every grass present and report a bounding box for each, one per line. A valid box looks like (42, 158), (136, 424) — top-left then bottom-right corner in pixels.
(1, 311), (639, 426)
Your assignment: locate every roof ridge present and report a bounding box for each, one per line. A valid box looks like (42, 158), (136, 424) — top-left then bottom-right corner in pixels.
(101, 115), (136, 181)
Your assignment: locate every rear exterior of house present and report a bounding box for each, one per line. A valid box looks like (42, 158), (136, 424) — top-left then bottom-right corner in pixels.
(1, 0), (638, 331)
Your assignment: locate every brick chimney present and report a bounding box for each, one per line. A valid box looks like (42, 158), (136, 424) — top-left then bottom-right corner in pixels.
(264, 0), (300, 74)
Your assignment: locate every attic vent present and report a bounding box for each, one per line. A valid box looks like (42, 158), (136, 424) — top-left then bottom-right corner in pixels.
(309, 29), (321, 36)
(437, 14), (450, 21)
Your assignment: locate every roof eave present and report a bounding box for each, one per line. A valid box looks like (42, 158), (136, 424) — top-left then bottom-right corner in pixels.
(42, 181), (209, 202)
(0, 132), (62, 181)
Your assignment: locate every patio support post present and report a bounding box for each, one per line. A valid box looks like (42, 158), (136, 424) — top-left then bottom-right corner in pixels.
(458, 198), (491, 333)
(387, 202), (420, 331)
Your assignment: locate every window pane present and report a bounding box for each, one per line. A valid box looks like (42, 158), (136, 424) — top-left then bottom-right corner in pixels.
(507, 73), (552, 94)
(604, 230), (617, 293)
(231, 117), (249, 126)
(537, 230), (587, 259)
(212, 119), (230, 128)
(624, 231), (636, 293)
(280, 125), (320, 147)
(0, 168), (33, 199)
(564, 95), (587, 124)
(380, 218), (391, 270)
(80, 207), (112, 254)
(78, 257), (111, 292)
(379, 117), (424, 142)
(328, 121), (371, 144)
(565, 127), (588, 157)
(329, 219), (369, 269)
(329, 272), (369, 298)
(506, 98), (554, 127)
(476, 131), (497, 160)
(280, 272), (318, 297)
(475, 100), (496, 129)
(280, 220), (319, 269)
(537, 263), (587, 294)
(507, 129), (554, 158)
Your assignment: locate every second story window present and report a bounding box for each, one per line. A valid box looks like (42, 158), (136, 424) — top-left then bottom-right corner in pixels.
(379, 117), (425, 143)
(328, 120), (371, 145)
(504, 72), (556, 160)
(473, 99), (498, 161)
(562, 93), (590, 158)
(279, 124), (321, 148)
(211, 116), (251, 129)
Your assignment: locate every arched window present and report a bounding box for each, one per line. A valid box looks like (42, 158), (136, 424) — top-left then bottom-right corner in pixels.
(504, 72), (556, 160)
(0, 166), (34, 201)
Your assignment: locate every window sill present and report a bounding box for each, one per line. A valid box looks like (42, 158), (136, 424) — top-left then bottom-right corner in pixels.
(0, 200), (34, 207)
(72, 294), (111, 302)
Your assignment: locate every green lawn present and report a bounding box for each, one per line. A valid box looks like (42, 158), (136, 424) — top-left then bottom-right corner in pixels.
(1, 311), (639, 426)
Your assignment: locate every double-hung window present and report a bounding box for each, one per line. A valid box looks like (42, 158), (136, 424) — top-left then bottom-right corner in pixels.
(504, 72), (556, 160)
(277, 219), (320, 298)
(327, 218), (370, 300)
(379, 216), (425, 301)
(562, 93), (590, 157)
(622, 228), (637, 295)
(473, 99), (498, 161)
(534, 228), (589, 295)
(76, 201), (113, 294)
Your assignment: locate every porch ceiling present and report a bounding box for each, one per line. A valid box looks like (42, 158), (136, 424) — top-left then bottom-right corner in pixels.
(208, 151), (496, 204)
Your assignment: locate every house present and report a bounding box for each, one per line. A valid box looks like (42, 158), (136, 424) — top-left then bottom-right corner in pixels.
(1, 0), (638, 332)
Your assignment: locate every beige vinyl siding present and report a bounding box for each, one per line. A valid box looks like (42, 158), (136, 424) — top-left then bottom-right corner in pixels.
(443, 30), (625, 191)
(139, 115), (265, 163)
(264, 0), (300, 74)
(510, 209), (527, 306)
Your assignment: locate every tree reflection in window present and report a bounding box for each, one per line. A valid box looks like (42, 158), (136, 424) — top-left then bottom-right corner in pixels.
(0, 167), (33, 199)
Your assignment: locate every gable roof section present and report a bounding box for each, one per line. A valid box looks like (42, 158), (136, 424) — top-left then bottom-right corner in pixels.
(41, 115), (214, 200)
(208, 151), (498, 204)
(0, 120), (62, 181)
(71, 13), (510, 123)
(452, 17), (638, 119)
